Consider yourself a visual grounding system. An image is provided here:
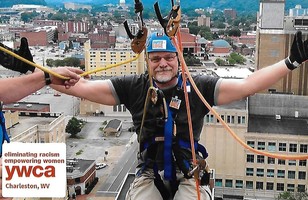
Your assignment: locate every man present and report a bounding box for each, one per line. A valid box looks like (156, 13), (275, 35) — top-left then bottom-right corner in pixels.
(0, 40), (84, 198)
(52, 31), (308, 200)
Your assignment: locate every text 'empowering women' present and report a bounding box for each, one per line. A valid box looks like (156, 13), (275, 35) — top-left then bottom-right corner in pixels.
(2, 143), (66, 197)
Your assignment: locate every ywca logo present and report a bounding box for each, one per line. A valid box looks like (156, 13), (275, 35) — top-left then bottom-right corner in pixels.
(2, 143), (66, 198)
(5, 165), (55, 180)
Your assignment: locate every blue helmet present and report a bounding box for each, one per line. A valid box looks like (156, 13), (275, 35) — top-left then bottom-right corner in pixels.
(146, 32), (177, 53)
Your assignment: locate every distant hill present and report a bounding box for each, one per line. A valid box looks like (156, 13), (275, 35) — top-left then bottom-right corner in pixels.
(1, 0), (47, 7)
(2, 0), (308, 14)
(45, 0), (308, 13)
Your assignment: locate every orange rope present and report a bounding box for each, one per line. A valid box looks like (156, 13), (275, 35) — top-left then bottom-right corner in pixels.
(172, 34), (201, 200)
(175, 48), (308, 160)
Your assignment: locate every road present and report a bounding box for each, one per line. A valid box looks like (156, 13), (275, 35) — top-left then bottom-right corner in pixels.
(96, 138), (138, 197)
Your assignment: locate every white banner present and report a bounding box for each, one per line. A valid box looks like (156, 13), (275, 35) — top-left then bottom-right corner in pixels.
(2, 143), (66, 197)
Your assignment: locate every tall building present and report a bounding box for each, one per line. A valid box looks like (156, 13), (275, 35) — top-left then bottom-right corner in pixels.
(197, 15), (211, 27)
(256, 1), (308, 95)
(201, 94), (308, 199)
(84, 40), (145, 77)
(81, 40), (146, 116)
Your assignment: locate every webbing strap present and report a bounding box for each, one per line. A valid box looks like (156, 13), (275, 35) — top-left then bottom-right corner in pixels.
(163, 106), (173, 180)
(178, 139), (208, 159)
(0, 111), (10, 157)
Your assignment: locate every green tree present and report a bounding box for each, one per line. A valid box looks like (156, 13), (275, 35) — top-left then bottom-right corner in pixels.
(184, 55), (201, 66)
(21, 11), (39, 22)
(228, 52), (246, 64)
(227, 28), (241, 37)
(278, 191), (308, 200)
(46, 59), (54, 67)
(65, 117), (82, 137)
(215, 58), (226, 66)
(64, 57), (81, 67)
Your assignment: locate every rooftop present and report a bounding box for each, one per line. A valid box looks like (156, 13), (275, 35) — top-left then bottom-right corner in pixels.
(248, 114), (308, 135)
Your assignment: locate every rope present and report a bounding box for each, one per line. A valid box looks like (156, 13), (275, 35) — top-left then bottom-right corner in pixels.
(172, 40), (308, 160)
(0, 45), (140, 79)
(171, 35), (201, 200)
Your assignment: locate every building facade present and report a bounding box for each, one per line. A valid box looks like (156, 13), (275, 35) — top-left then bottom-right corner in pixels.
(201, 94), (308, 199)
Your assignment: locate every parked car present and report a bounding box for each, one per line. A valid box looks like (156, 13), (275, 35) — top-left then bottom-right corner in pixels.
(95, 163), (107, 170)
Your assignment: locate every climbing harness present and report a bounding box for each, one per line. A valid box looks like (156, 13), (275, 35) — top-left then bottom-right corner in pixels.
(124, 0), (148, 54)
(154, 0), (181, 37)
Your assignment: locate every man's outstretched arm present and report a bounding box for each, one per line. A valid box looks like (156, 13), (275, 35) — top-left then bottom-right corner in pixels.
(216, 31), (308, 105)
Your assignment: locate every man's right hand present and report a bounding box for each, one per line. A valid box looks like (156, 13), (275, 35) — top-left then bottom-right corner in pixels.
(0, 37), (35, 74)
(49, 67), (85, 89)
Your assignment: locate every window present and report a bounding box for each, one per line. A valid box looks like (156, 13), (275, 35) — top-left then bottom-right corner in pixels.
(277, 170), (285, 178)
(257, 142), (265, 150)
(246, 168), (254, 176)
(288, 160), (296, 166)
(227, 115), (234, 123)
(289, 143), (297, 152)
(205, 114), (214, 123)
(113, 105), (117, 112)
(215, 179), (222, 187)
(267, 169), (275, 178)
(266, 182), (274, 190)
(257, 155), (264, 163)
(217, 115), (224, 123)
(278, 159), (285, 165)
(75, 177), (81, 183)
(270, 50), (279, 57)
(238, 116), (246, 124)
(288, 171), (295, 179)
(277, 183), (284, 191)
(300, 144), (307, 153)
(247, 141), (255, 148)
(256, 168), (264, 177)
(298, 185), (306, 192)
(299, 160), (307, 166)
(256, 182), (263, 190)
(235, 180), (243, 188)
(268, 157), (275, 164)
(268, 142), (276, 151)
(298, 171), (306, 180)
(247, 154), (254, 163)
(246, 181), (253, 189)
(279, 143), (286, 151)
(287, 184), (295, 192)
(225, 179), (232, 188)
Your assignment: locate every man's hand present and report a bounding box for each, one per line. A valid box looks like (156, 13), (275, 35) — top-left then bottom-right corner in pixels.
(49, 67), (85, 89)
(286, 31), (308, 70)
(0, 37), (35, 74)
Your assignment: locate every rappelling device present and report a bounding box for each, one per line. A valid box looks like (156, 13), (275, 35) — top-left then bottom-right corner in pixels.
(124, 0), (148, 53)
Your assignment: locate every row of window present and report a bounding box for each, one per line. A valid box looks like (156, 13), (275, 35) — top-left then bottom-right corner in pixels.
(215, 179), (306, 192)
(205, 114), (246, 124)
(113, 105), (127, 112)
(246, 168), (306, 179)
(90, 51), (133, 55)
(247, 141), (308, 153)
(246, 154), (307, 166)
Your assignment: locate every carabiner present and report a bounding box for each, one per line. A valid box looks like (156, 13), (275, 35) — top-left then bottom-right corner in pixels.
(154, 0), (181, 37)
(123, 0), (148, 54)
